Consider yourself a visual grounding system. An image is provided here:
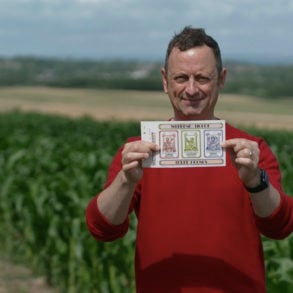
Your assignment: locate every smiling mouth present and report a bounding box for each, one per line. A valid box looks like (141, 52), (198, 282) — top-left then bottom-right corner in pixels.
(182, 97), (204, 102)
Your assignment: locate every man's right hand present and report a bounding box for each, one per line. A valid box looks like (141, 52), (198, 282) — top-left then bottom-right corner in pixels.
(121, 140), (160, 183)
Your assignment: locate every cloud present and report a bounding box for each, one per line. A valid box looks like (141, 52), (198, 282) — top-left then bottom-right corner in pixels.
(0, 0), (292, 62)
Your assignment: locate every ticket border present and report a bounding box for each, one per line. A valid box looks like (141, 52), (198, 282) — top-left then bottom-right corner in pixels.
(141, 120), (226, 168)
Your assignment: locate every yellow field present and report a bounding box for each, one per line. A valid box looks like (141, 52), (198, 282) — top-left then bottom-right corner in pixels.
(0, 86), (292, 130)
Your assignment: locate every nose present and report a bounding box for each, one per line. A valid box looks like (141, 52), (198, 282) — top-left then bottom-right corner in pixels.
(185, 78), (199, 96)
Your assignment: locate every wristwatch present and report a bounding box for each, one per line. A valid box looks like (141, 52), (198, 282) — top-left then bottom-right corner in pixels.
(245, 169), (269, 193)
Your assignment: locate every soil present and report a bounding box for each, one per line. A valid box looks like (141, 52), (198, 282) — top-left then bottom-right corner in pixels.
(0, 260), (57, 293)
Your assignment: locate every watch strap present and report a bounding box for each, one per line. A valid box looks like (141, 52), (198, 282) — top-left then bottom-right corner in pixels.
(245, 169), (269, 193)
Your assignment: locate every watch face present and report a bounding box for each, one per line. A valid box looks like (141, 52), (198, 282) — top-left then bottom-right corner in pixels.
(261, 169), (269, 187)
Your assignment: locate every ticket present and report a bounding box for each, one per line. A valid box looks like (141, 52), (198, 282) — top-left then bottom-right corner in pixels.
(141, 120), (226, 168)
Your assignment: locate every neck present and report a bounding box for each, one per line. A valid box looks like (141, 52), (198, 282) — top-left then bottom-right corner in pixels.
(172, 115), (218, 121)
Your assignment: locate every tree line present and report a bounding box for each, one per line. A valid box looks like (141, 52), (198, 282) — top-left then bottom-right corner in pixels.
(0, 56), (292, 98)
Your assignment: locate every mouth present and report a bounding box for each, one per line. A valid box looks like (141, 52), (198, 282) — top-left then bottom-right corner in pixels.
(181, 96), (204, 103)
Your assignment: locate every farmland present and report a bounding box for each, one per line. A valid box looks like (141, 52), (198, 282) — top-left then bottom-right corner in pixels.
(0, 86), (292, 292)
(0, 86), (293, 130)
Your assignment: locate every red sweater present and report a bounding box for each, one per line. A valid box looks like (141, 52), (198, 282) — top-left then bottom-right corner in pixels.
(86, 123), (293, 293)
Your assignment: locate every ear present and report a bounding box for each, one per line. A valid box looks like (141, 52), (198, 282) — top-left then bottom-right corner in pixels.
(161, 67), (168, 94)
(218, 68), (227, 89)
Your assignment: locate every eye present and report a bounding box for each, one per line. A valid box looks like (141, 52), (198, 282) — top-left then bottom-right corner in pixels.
(196, 76), (210, 84)
(174, 75), (188, 83)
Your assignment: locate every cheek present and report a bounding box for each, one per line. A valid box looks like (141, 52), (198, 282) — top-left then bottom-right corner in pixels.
(201, 84), (218, 96)
(169, 83), (184, 97)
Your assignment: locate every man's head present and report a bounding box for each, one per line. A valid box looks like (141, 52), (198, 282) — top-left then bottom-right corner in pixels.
(161, 26), (227, 121)
(164, 26), (223, 75)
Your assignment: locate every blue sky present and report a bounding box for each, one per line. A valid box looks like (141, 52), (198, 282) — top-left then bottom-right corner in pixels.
(1, 0), (293, 63)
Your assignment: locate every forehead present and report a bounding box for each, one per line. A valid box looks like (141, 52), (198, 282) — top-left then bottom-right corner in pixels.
(168, 46), (217, 73)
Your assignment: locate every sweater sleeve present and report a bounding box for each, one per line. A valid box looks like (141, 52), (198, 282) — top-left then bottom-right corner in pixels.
(85, 137), (140, 242)
(253, 139), (293, 239)
(254, 191), (293, 239)
(86, 194), (129, 242)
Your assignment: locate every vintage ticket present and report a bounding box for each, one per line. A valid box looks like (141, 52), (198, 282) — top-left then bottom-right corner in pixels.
(141, 120), (226, 168)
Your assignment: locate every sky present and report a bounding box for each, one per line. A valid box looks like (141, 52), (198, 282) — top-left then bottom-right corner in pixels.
(1, 0), (293, 63)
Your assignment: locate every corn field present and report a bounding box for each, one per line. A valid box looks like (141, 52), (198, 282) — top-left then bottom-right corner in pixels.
(0, 111), (292, 292)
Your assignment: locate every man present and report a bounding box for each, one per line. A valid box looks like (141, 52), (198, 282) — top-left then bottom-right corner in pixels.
(86, 26), (293, 292)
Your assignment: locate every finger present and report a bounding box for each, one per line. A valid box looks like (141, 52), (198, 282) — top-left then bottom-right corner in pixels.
(122, 160), (140, 171)
(123, 141), (159, 162)
(221, 139), (237, 149)
(124, 141), (159, 155)
(222, 140), (245, 166)
(236, 146), (259, 164)
(122, 151), (149, 165)
(234, 156), (254, 166)
(222, 139), (258, 155)
(234, 148), (259, 168)
(236, 148), (253, 159)
(144, 141), (160, 152)
(221, 139), (247, 153)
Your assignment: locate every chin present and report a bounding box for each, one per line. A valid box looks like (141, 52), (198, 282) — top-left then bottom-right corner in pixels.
(182, 111), (210, 121)
(179, 114), (201, 121)
(183, 110), (202, 119)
